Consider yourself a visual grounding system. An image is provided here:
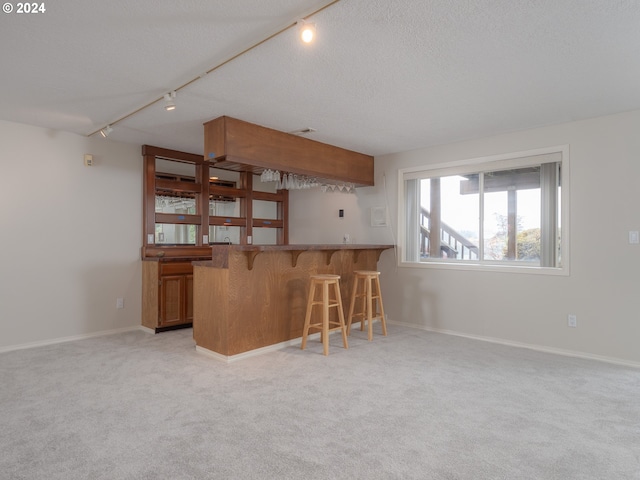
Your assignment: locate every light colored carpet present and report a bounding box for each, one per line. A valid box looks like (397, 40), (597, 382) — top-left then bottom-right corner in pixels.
(1, 325), (639, 479)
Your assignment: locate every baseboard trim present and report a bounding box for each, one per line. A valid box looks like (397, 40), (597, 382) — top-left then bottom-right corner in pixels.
(0, 326), (141, 354)
(388, 320), (640, 369)
(8, 320), (633, 369)
(195, 332), (322, 364)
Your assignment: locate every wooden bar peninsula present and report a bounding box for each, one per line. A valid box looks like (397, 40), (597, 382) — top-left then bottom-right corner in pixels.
(192, 244), (393, 360)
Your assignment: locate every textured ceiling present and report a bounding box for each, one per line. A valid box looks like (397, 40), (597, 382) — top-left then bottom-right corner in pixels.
(2, 0), (640, 156)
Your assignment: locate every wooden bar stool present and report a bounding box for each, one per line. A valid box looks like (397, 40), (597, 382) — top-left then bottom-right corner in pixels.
(301, 274), (349, 356)
(346, 270), (388, 341)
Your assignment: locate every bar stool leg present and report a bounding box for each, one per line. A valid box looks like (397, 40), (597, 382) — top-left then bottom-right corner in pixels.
(346, 275), (358, 335)
(375, 275), (388, 336)
(334, 281), (349, 350)
(366, 274), (374, 341)
(322, 279), (330, 356)
(359, 276), (367, 332)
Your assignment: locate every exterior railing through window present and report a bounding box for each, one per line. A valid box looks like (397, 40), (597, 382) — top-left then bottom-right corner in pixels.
(419, 207), (479, 260)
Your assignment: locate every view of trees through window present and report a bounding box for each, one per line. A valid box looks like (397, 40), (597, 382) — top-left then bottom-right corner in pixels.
(412, 162), (561, 267)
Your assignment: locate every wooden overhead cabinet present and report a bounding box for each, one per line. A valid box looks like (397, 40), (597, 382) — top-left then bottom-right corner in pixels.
(204, 116), (374, 187)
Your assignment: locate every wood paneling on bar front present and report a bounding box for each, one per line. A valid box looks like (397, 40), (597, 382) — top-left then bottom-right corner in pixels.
(204, 116), (374, 187)
(193, 245), (392, 357)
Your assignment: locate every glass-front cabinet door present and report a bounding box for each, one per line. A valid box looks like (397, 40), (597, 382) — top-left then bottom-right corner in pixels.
(142, 145), (288, 257)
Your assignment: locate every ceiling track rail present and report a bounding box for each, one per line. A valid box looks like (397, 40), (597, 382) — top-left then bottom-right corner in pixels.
(87, 0), (342, 138)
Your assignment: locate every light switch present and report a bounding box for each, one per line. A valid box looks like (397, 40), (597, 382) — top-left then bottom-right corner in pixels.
(629, 231), (639, 244)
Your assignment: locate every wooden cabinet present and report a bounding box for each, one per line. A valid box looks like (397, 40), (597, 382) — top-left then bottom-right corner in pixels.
(204, 116), (374, 187)
(159, 262), (193, 327)
(142, 260), (196, 332)
(141, 145), (290, 254)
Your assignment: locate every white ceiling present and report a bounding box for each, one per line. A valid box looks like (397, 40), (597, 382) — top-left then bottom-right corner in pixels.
(2, 0), (640, 157)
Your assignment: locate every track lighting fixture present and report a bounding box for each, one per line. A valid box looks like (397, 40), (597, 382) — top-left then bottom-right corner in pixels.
(100, 125), (113, 138)
(298, 19), (316, 44)
(87, 0), (341, 138)
(164, 91), (176, 111)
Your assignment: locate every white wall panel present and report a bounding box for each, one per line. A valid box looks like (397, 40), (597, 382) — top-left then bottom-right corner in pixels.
(0, 120), (142, 348)
(373, 110), (640, 364)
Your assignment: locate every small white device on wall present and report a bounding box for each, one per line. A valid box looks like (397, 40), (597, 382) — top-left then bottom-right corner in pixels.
(371, 207), (388, 227)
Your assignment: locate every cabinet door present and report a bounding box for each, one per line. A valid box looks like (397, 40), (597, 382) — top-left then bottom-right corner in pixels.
(160, 275), (185, 326)
(185, 274), (194, 322)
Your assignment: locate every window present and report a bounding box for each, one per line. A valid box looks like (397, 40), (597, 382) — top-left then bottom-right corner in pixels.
(399, 146), (568, 273)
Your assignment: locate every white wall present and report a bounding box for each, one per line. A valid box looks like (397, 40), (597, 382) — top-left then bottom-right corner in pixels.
(0, 120), (142, 349)
(288, 180), (396, 246)
(372, 110), (640, 365)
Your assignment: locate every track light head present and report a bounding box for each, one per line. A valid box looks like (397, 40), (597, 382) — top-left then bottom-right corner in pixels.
(164, 91), (176, 111)
(100, 125), (113, 138)
(298, 19), (316, 44)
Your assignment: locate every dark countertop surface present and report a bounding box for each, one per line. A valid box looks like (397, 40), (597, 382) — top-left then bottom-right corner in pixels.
(209, 244), (394, 252)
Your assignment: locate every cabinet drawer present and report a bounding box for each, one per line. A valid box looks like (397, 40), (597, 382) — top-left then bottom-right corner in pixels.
(160, 262), (193, 276)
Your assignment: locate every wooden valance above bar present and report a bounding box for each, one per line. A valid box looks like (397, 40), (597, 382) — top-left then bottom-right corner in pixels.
(203, 116), (374, 187)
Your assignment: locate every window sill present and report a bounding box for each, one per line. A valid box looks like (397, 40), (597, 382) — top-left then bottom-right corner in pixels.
(398, 260), (569, 276)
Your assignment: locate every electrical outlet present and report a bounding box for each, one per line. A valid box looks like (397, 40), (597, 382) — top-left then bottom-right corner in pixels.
(567, 314), (577, 327)
(116, 298), (124, 309)
(343, 233), (351, 244)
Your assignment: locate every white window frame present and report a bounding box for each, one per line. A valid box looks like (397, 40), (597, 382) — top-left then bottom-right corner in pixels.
(397, 145), (570, 276)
